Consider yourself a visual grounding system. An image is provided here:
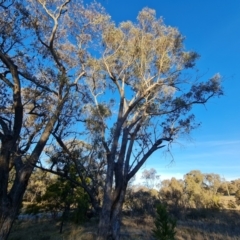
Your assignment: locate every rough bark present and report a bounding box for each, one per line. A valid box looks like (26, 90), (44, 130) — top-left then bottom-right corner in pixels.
(0, 165), (30, 240)
(97, 178), (127, 240)
(97, 168), (114, 240)
(0, 208), (17, 240)
(110, 186), (127, 240)
(0, 100), (64, 239)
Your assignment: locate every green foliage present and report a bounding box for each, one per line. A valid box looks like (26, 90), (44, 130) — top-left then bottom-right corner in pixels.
(160, 178), (185, 208)
(40, 178), (89, 220)
(24, 175), (90, 223)
(125, 189), (160, 216)
(152, 203), (177, 240)
(159, 171), (225, 213)
(208, 195), (222, 209)
(25, 204), (41, 215)
(70, 193), (90, 224)
(183, 170), (222, 209)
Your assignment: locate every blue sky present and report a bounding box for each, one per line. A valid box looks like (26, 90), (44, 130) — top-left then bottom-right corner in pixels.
(98, 0), (240, 181)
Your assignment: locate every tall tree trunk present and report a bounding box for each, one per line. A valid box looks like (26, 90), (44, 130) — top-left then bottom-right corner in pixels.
(0, 99), (63, 239)
(0, 164), (32, 240)
(97, 184), (127, 240)
(97, 188), (112, 240)
(110, 186), (126, 240)
(0, 205), (17, 240)
(97, 156), (115, 240)
(0, 186), (26, 239)
(0, 142), (18, 240)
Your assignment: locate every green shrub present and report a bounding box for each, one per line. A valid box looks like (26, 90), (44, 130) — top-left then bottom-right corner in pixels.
(70, 194), (89, 224)
(152, 203), (177, 240)
(25, 203), (41, 215)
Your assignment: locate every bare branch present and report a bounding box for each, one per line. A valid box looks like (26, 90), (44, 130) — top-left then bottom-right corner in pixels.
(0, 0), (15, 9)
(38, 0), (71, 72)
(18, 71), (58, 95)
(0, 51), (23, 141)
(70, 71), (86, 87)
(128, 137), (172, 180)
(0, 73), (13, 88)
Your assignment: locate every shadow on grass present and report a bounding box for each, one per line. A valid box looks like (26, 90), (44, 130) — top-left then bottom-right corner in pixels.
(176, 208), (240, 239)
(9, 208), (240, 240)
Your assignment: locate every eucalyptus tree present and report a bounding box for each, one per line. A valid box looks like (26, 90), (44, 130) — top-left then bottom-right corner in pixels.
(91, 9), (222, 239)
(0, 0), (108, 238)
(141, 168), (159, 189)
(0, 1), (223, 239)
(49, 7), (223, 239)
(184, 170), (223, 208)
(160, 178), (185, 208)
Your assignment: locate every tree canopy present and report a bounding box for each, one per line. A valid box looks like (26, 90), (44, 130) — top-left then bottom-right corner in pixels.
(0, 1), (223, 239)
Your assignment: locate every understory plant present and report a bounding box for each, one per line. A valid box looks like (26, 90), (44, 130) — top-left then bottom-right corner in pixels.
(152, 203), (177, 240)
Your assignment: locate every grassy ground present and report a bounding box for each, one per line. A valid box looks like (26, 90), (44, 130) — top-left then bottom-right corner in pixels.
(176, 209), (240, 240)
(9, 208), (240, 240)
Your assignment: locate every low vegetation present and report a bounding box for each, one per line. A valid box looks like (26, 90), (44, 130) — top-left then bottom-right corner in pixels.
(8, 207), (240, 240)
(7, 169), (240, 239)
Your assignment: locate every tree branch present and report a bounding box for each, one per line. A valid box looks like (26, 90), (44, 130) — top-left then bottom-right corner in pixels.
(0, 117), (11, 135)
(127, 137), (172, 180)
(0, 51), (23, 142)
(0, 72), (13, 88)
(18, 71), (58, 95)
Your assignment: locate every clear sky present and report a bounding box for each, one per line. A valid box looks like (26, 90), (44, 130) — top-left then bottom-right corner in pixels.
(97, 0), (240, 181)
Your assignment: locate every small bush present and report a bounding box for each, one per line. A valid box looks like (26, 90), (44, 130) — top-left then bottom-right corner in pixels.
(235, 189), (240, 205)
(69, 194), (89, 224)
(25, 204), (41, 215)
(228, 200), (237, 209)
(152, 203), (177, 240)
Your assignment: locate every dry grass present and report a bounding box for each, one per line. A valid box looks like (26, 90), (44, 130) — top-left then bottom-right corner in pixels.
(220, 196), (240, 210)
(176, 208), (240, 240)
(9, 209), (240, 240)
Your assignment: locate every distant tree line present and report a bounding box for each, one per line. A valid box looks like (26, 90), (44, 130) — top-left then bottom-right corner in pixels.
(23, 168), (240, 221)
